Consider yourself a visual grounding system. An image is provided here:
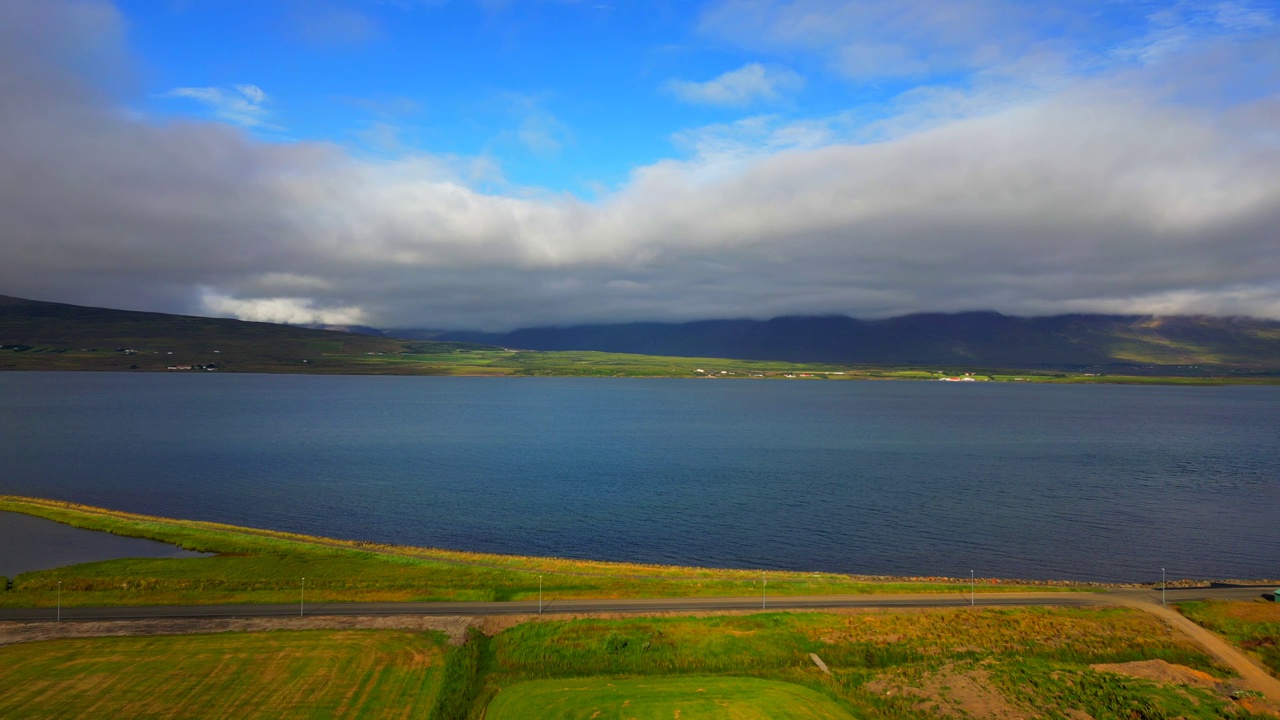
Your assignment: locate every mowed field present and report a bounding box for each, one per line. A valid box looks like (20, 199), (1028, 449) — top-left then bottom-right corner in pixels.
(485, 676), (856, 719)
(0, 630), (445, 719)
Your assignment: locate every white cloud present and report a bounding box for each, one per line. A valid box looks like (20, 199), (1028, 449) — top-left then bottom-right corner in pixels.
(1114, 1), (1276, 65)
(202, 292), (369, 326)
(4, 0), (1280, 331)
(162, 84), (278, 128)
(698, 0), (1035, 80)
(1044, 285), (1280, 320)
(699, 0), (1277, 83)
(1214, 1), (1275, 32)
(665, 63), (804, 106)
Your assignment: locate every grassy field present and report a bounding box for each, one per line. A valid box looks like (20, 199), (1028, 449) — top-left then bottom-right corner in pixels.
(1181, 600), (1280, 676)
(2, 606), (1266, 719)
(459, 607), (1262, 719)
(377, 349), (1280, 384)
(8, 340), (1276, 383)
(485, 676), (857, 719)
(0, 497), (1069, 608)
(0, 630), (446, 719)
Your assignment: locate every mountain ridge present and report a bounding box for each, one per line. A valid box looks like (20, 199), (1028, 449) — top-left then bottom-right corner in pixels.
(2, 293), (1277, 374)
(418, 312), (1280, 371)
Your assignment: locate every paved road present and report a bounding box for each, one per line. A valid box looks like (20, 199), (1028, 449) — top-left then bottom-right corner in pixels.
(1, 585), (1271, 623)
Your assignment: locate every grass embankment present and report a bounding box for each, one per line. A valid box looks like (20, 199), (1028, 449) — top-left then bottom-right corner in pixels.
(1181, 600), (1280, 677)
(463, 607), (1259, 719)
(0, 630), (446, 719)
(0, 497), (1065, 608)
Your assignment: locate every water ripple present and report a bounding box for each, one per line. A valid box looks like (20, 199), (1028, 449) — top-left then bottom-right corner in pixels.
(1, 374), (1277, 582)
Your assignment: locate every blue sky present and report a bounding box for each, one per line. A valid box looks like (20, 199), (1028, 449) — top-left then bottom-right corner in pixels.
(2, 1), (1280, 328)
(129, 0), (784, 193)
(123, 0), (1245, 194)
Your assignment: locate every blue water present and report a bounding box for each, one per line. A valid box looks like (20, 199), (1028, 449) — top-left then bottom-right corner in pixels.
(0, 373), (1276, 583)
(0, 511), (209, 579)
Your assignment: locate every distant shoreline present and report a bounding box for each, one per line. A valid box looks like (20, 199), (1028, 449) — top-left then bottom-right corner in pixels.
(2, 366), (1277, 386)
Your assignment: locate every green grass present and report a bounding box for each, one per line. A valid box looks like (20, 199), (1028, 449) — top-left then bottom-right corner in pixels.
(1179, 600), (1280, 676)
(9, 339), (1276, 382)
(2, 605), (1264, 719)
(487, 608), (1223, 680)
(431, 629), (491, 720)
(459, 607), (1253, 719)
(485, 676), (856, 719)
(991, 658), (1254, 719)
(0, 630), (446, 719)
(0, 497), (1068, 608)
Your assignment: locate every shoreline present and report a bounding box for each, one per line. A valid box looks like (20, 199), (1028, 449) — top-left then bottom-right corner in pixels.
(3, 366), (1279, 385)
(3, 496), (1276, 591)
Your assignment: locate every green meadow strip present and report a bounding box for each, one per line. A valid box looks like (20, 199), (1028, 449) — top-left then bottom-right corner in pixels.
(1, 496), (1081, 608)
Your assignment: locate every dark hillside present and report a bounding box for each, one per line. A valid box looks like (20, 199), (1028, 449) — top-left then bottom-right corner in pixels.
(436, 312), (1280, 372)
(0, 294), (483, 373)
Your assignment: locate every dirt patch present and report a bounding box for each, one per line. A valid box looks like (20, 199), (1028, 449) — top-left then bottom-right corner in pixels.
(1109, 595), (1280, 704)
(1090, 659), (1280, 716)
(867, 666), (1036, 720)
(1089, 659), (1217, 689)
(0, 615), (477, 646)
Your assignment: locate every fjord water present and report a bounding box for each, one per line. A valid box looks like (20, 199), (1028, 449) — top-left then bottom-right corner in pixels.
(1, 373), (1276, 583)
(0, 511), (209, 579)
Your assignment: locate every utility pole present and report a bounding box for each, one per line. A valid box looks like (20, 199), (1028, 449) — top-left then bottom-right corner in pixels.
(301, 577), (305, 617)
(762, 570), (767, 610)
(970, 570), (974, 607)
(1162, 568), (1166, 606)
(57, 581), (61, 622)
(538, 575), (543, 615)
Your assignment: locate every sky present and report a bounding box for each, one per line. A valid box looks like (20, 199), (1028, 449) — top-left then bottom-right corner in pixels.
(1, 0), (1279, 330)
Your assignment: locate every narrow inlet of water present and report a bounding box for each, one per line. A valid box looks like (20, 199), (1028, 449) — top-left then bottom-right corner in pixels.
(0, 511), (210, 580)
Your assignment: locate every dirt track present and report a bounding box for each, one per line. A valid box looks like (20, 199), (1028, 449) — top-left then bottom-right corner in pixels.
(1107, 595), (1280, 703)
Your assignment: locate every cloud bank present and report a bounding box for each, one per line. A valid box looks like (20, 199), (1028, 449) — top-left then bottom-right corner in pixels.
(1, 0), (1279, 330)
